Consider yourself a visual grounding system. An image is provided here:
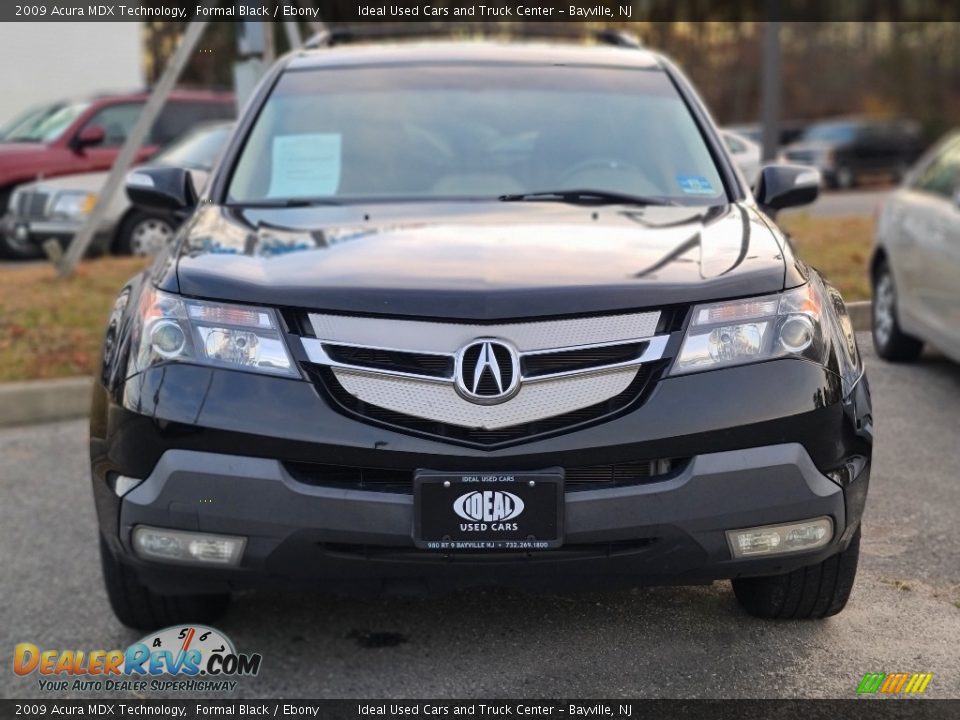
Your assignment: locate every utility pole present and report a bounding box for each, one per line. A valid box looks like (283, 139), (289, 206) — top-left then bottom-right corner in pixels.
(283, 15), (303, 50)
(761, 2), (782, 162)
(296, 0), (325, 33)
(233, 11), (269, 111)
(58, 17), (212, 277)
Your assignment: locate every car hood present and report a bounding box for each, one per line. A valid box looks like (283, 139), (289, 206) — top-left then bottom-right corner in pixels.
(18, 165), (210, 195)
(0, 141), (45, 153)
(170, 202), (795, 320)
(19, 170), (108, 193)
(0, 142), (54, 164)
(783, 141), (837, 154)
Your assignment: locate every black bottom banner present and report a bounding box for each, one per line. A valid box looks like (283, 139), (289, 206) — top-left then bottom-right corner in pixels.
(2, 700), (959, 720)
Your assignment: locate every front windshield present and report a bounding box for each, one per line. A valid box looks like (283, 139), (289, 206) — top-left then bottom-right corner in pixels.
(153, 124), (232, 170)
(228, 64), (726, 205)
(0, 103), (64, 140)
(4, 102), (90, 143)
(801, 122), (858, 143)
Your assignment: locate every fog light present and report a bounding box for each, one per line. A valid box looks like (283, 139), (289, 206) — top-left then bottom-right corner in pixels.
(727, 517), (833, 558)
(132, 526), (245, 566)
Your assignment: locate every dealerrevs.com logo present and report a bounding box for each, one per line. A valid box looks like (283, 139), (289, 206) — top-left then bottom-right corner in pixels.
(14, 625), (261, 693)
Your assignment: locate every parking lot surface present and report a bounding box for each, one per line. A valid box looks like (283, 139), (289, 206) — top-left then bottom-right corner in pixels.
(1, 335), (958, 699)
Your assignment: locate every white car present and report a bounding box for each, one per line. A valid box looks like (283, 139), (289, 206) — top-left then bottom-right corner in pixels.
(0, 122), (231, 257)
(871, 129), (960, 363)
(721, 129), (762, 187)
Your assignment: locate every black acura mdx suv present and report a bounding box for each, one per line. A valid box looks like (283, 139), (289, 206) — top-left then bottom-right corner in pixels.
(92, 34), (872, 630)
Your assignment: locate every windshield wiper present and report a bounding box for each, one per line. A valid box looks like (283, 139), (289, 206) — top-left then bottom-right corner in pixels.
(227, 197), (343, 208)
(498, 189), (673, 206)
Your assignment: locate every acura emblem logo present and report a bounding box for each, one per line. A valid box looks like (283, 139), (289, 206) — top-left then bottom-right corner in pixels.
(454, 339), (520, 405)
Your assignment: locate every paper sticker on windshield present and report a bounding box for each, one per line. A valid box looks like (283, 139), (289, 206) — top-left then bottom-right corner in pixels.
(676, 175), (715, 195)
(268, 134), (341, 198)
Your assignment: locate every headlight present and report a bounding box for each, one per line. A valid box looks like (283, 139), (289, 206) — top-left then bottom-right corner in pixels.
(50, 191), (96, 220)
(6, 188), (21, 213)
(671, 283), (827, 375)
(132, 288), (297, 378)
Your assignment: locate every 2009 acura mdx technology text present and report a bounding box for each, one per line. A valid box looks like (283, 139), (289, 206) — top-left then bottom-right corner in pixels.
(91, 31), (873, 630)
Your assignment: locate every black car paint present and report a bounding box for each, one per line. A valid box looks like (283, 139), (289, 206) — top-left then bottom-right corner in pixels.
(154, 202), (803, 319)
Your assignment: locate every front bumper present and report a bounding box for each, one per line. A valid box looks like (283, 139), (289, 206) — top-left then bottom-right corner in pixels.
(92, 356), (872, 594)
(115, 443), (864, 594)
(1, 213), (110, 249)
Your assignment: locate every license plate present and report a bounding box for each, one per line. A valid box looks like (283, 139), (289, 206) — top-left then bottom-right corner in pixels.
(413, 470), (563, 551)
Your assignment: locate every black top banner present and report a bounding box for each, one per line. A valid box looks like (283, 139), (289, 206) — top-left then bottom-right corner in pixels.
(4, 0), (960, 23)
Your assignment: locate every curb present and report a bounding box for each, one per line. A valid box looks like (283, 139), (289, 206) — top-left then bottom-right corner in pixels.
(0, 377), (92, 428)
(0, 301), (874, 430)
(847, 300), (871, 333)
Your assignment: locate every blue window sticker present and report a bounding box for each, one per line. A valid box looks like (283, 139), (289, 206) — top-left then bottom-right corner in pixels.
(676, 175), (715, 195)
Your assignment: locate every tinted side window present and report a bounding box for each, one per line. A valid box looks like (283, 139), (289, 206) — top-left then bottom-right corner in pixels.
(151, 101), (234, 147)
(912, 137), (960, 198)
(724, 135), (746, 153)
(856, 124), (886, 144)
(80, 102), (144, 146)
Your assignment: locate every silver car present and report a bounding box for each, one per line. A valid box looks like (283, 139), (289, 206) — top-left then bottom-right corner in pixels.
(0, 122), (231, 257)
(871, 130), (960, 363)
(721, 129), (762, 188)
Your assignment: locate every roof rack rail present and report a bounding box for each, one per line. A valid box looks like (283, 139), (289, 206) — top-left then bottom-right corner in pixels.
(304, 22), (642, 50)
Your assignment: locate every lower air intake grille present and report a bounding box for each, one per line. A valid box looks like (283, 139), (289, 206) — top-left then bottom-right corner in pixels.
(284, 457), (687, 494)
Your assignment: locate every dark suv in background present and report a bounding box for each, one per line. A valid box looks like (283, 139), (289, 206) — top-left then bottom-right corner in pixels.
(780, 118), (923, 189)
(91, 29), (872, 630)
(0, 89), (234, 257)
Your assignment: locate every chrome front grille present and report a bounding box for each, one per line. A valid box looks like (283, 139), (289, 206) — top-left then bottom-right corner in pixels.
(307, 311), (661, 353)
(15, 191), (49, 220)
(299, 310), (670, 444)
(314, 362), (661, 446)
(332, 365), (641, 430)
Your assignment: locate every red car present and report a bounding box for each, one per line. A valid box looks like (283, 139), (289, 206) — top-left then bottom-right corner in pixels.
(0, 88), (234, 257)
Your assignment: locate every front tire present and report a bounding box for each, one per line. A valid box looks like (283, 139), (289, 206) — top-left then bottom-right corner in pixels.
(116, 210), (175, 256)
(732, 528), (860, 619)
(835, 165), (855, 189)
(872, 260), (923, 362)
(0, 231), (43, 259)
(99, 535), (230, 631)
(0, 186), (42, 259)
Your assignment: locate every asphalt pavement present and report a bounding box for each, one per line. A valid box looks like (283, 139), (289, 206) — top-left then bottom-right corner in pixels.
(1, 334), (958, 700)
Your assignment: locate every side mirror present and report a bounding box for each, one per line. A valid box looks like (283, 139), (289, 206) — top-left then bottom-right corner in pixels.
(126, 167), (197, 213)
(755, 164), (821, 215)
(72, 125), (105, 150)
